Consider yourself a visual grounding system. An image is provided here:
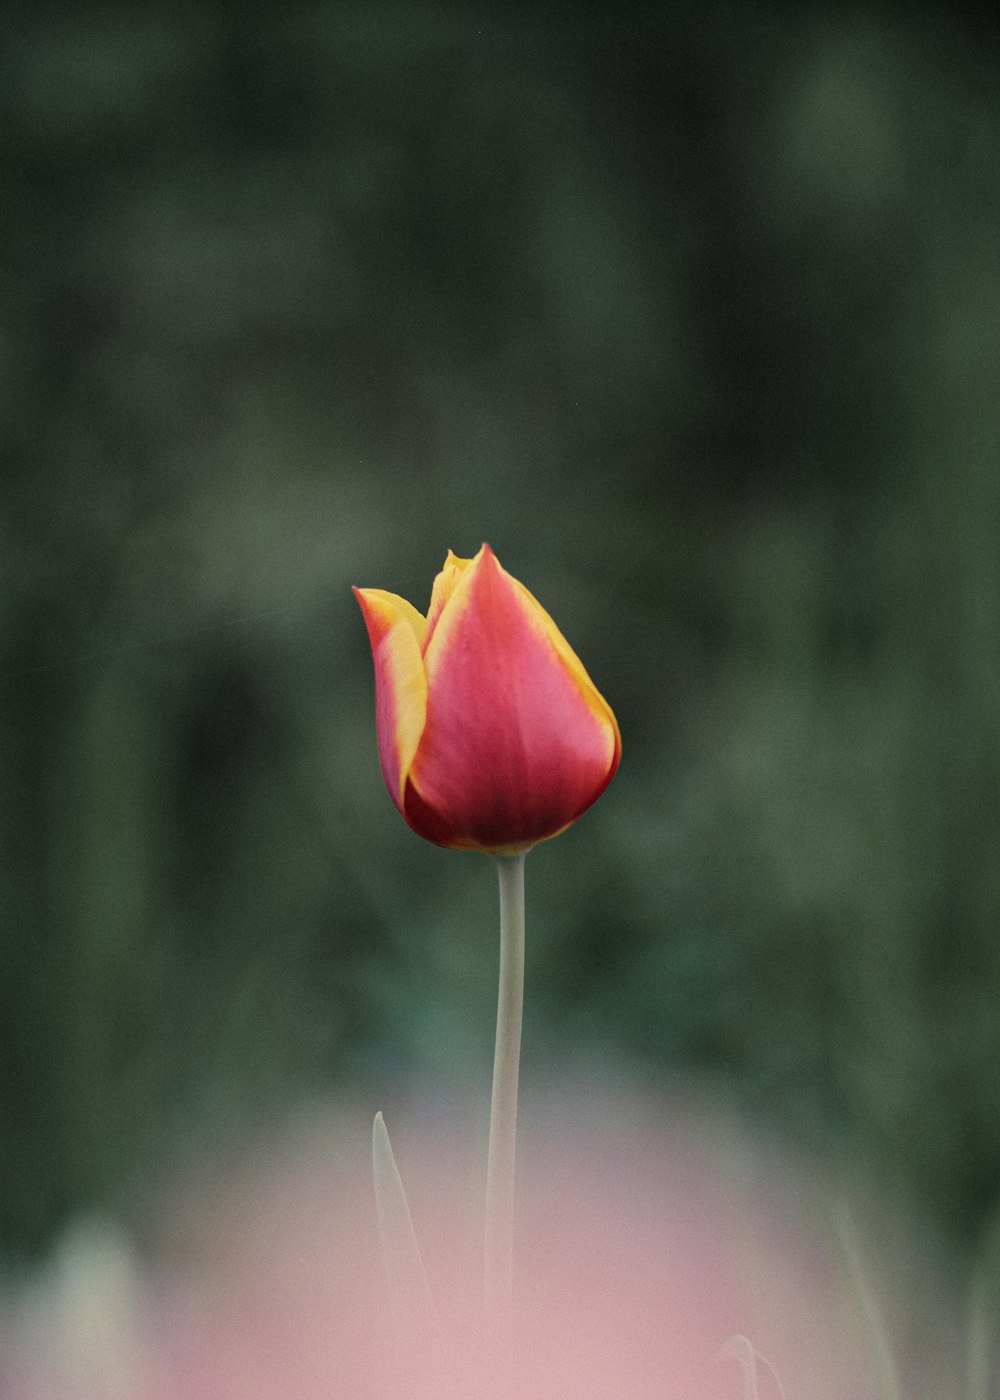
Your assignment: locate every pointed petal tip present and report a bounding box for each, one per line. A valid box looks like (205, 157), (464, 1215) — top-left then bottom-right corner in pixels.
(468, 540), (500, 581)
(441, 545), (487, 571)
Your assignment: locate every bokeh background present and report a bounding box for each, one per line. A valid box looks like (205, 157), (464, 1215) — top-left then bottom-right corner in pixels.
(3, 1), (999, 1287)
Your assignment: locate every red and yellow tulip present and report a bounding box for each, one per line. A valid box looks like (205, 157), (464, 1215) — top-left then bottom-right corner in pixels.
(354, 545), (621, 853)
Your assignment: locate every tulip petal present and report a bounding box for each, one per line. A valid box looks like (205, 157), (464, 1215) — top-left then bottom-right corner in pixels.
(353, 588), (428, 813)
(408, 546), (620, 851)
(424, 550), (474, 646)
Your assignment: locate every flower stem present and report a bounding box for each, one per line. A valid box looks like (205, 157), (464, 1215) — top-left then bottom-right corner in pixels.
(483, 851), (526, 1332)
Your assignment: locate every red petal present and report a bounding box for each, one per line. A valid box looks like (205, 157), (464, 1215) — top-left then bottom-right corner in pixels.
(406, 547), (620, 851)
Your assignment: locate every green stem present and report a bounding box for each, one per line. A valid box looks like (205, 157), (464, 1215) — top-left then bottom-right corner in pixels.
(483, 851), (527, 1330)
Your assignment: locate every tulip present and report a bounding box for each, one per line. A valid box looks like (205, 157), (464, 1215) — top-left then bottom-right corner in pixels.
(353, 544), (621, 855)
(354, 545), (621, 1338)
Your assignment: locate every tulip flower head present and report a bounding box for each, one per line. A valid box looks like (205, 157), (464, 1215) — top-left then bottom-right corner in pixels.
(354, 545), (621, 854)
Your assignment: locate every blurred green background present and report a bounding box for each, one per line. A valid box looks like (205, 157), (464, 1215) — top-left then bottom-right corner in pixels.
(3, 2), (999, 1269)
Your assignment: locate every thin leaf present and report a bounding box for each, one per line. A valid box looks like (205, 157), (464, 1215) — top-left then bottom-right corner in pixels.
(833, 1200), (901, 1400)
(716, 1333), (787, 1400)
(372, 1111), (439, 1336)
(966, 1194), (1000, 1400)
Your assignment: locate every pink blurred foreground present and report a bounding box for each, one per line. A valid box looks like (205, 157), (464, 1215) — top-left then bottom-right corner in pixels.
(6, 1092), (959, 1399)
